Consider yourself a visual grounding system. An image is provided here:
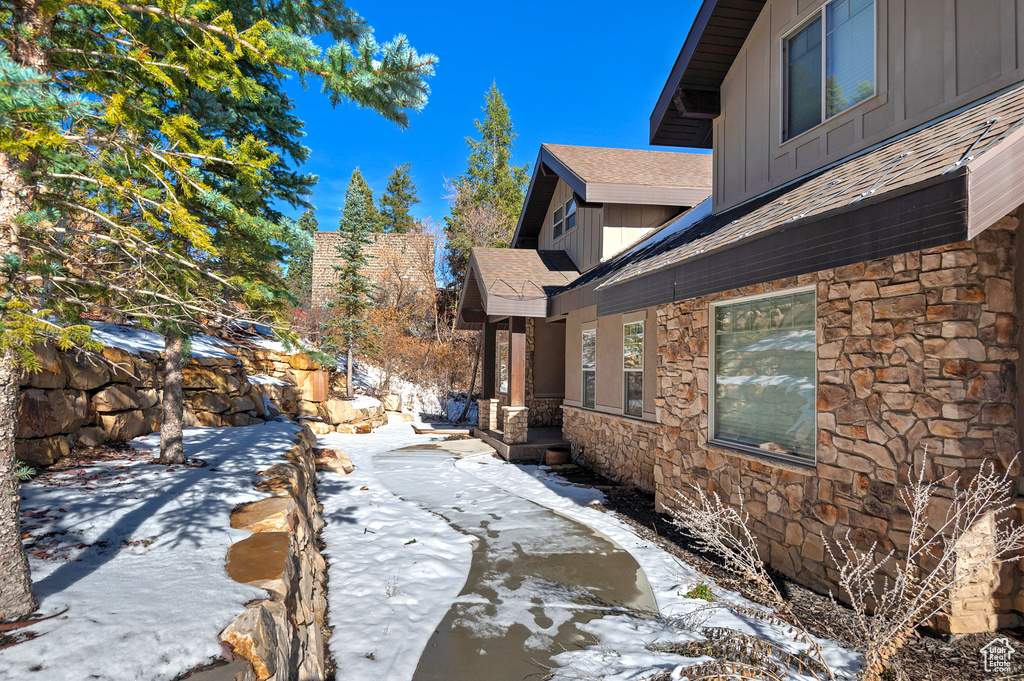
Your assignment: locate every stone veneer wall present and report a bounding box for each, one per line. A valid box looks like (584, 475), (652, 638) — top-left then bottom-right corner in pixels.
(561, 406), (659, 492)
(310, 232), (434, 308)
(220, 424), (328, 681)
(654, 213), (1022, 634)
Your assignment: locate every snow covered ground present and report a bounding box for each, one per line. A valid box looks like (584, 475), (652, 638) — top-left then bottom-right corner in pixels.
(316, 425), (473, 681)
(316, 424), (861, 681)
(88, 322), (239, 360)
(1, 422), (301, 681)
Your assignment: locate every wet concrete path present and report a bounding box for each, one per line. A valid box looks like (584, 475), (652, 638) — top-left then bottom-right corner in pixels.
(371, 443), (659, 681)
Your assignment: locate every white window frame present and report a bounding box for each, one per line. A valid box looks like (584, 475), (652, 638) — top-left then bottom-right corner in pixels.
(553, 197), (578, 239)
(582, 328), (597, 410)
(708, 286), (818, 466)
(781, 0), (877, 144)
(622, 320), (644, 418)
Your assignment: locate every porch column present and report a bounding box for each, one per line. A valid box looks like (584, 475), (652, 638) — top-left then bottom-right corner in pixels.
(510, 316), (526, 407)
(482, 320), (496, 399)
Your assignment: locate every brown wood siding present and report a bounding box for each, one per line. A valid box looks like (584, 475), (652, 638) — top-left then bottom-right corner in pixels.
(713, 0), (1024, 213)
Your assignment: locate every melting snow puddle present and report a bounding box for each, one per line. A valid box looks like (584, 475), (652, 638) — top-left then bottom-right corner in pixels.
(372, 446), (658, 681)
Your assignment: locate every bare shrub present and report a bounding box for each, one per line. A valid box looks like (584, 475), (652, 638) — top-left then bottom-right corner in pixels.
(667, 455), (1024, 681)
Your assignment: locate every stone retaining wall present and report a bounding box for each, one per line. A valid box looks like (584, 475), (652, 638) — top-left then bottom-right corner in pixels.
(221, 425), (328, 681)
(653, 214), (1022, 633)
(561, 405), (660, 492)
(15, 343), (275, 466)
(16, 336), (386, 468)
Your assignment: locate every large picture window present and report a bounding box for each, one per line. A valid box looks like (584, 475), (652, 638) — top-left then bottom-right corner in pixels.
(582, 329), (596, 409)
(623, 322), (643, 417)
(784, 0), (875, 140)
(711, 290), (816, 463)
(498, 341), (509, 395)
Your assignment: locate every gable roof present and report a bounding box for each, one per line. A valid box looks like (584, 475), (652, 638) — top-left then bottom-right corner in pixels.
(511, 144), (712, 249)
(650, 0), (767, 147)
(550, 82), (1024, 316)
(456, 248), (579, 329)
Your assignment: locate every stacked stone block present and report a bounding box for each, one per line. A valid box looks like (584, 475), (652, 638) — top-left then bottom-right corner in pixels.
(311, 232), (434, 308)
(502, 406), (529, 444)
(15, 343), (273, 466)
(477, 398), (498, 430)
(561, 406), (659, 492)
(222, 425), (328, 681)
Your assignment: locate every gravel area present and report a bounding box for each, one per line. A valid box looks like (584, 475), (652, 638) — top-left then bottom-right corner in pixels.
(593, 487), (1024, 681)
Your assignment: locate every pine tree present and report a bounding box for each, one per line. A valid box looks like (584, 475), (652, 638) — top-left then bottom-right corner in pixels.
(378, 163), (421, 233)
(443, 83), (530, 286)
(329, 175), (380, 396)
(285, 209), (318, 302)
(0, 0), (435, 619)
(342, 168), (383, 234)
(465, 83), (531, 219)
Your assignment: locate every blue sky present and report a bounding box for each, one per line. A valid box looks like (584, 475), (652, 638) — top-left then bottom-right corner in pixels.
(281, 0), (707, 231)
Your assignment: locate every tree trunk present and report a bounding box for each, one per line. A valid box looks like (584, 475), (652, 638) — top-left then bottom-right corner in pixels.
(457, 331), (483, 423)
(160, 330), (185, 464)
(0, 350), (38, 620)
(346, 340), (354, 398)
(0, 0), (52, 619)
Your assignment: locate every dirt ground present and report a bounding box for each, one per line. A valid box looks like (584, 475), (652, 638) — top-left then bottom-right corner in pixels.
(594, 487), (1024, 681)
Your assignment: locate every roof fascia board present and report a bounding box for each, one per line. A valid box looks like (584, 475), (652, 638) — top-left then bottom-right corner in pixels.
(966, 122), (1024, 238)
(585, 183), (711, 206)
(510, 148), (549, 248)
(650, 0), (720, 144)
(455, 253), (488, 324)
(539, 146), (588, 199)
(598, 172), (970, 316)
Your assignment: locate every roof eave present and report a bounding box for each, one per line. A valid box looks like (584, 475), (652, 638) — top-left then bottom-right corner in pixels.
(650, 0), (767, 147)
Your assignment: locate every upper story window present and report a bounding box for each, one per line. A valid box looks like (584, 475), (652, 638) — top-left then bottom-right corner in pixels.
(711, 289), (816, 464)
(784, 0), (875, 141)
(553, 197), (577, 239)
(623, 321), (643, 417)
(582, 328), (596, 409)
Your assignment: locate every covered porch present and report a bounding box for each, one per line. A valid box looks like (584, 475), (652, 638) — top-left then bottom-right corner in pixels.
(456, 248), (578, 460)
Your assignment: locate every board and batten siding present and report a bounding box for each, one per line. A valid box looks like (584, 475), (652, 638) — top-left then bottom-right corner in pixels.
(539, 179), (603, 271)
(563, 304), (657, 421)
(538, 179), (682, 271)
(602, 204), (681, 261)
(713, 0), (1024, 213)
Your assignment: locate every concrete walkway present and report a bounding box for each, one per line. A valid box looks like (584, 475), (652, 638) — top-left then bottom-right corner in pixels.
(315, 423), (658, 681)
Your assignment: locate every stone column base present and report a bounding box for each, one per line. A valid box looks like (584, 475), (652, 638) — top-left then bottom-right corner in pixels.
(478, 399), (499, 430)
(502, 406), (529, 444)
